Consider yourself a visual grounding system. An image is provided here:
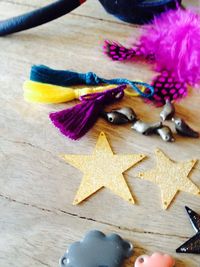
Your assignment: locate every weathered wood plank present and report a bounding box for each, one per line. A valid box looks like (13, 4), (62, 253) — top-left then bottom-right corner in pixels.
(0, 197), (199, 267)
(1, 118), (200, 236)
(0, 0), (200, 235)
(0, 1), (200, 266)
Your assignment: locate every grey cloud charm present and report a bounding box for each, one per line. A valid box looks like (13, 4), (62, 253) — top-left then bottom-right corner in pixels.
(60, 230), (133, 267)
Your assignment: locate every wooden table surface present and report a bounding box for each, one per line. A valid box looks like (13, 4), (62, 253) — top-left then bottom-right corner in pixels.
(0, 1), (200, 266)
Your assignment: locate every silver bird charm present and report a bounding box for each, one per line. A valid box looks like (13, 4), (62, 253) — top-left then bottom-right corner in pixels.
(131, 120), (162, 135)
(172, 117), (199, 138)
(157, 125), (175, 142)
(101, 111), (129, 124)
(112, 107), (137, 122)
(160, 100), (175, 121)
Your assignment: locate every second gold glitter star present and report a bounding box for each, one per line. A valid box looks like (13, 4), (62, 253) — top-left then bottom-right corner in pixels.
(138, 149), (199, 209)
(62, 132), (145, 205)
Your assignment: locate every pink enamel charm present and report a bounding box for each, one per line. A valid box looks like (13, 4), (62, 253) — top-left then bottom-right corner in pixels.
(134, 252), (175, 267)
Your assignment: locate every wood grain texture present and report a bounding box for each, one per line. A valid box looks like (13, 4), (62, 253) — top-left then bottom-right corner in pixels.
(0, 0), (200, 266)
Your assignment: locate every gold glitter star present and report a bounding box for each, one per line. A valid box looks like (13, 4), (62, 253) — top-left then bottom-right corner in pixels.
(62, 132), (145, 205)
(138, 149), (199, 209)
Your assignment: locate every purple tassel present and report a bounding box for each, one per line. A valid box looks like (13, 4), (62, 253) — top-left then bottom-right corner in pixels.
(49, 85), (125, 140)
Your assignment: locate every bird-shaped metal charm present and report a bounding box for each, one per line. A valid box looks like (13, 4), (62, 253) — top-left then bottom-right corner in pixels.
(160, 100), (175, 121)
(172, 117), (199, 138)
(176, 206), (200, 254)
(112, 107), (137, 122)
(101, 107), (136, 125)
(157, 125), (175, 142)
(131, 120), (162, 135)
(101, 111), (129, 124)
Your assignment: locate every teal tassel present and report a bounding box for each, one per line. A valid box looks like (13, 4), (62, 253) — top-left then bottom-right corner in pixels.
(30, 65), (154, 98)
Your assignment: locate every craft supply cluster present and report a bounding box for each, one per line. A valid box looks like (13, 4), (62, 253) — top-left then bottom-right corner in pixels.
(1, 0), (200, 266)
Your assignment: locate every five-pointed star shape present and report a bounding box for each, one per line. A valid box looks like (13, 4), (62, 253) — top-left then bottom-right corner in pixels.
(62, 132), (145, 205)
(176, 206), (200, 254)
(138, 149), (199, 209)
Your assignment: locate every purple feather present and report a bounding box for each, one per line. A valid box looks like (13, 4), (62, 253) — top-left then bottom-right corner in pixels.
(103, 8), (200, 105)
(140, 8), (200, 86)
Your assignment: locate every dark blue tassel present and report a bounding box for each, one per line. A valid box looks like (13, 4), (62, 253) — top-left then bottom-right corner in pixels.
(30, 65), (154, 98)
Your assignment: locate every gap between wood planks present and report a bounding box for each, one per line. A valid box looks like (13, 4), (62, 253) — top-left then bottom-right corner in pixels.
(0, 191), (190, 241)
(0, 193), (190, 240)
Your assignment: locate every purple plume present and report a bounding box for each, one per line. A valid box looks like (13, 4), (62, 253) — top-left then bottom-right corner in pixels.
(140, 8), (200, 86)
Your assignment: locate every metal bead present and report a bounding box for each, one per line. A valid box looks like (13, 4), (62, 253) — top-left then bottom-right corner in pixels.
(131, 120), (162, 135)
(157, 125), (175, 142)
(160, 100), (175, 121)
(112, 107), (137, 122)
(101, 111), (129, 125)
(172, 117), (199, 138)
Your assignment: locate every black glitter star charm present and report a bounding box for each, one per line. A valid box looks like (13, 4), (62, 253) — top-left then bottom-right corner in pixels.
(176, 206), (200, 254)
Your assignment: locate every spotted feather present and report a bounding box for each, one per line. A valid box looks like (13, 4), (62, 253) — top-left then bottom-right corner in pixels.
(145, 70), (188, 106)
(103, 40), (138, 61)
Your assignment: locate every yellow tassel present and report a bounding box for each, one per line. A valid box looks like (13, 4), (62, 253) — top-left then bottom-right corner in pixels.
(23, 80), (146, 104)
(23, 80), (117, 103)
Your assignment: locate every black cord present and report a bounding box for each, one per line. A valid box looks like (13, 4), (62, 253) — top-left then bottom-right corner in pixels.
(0, 0), (84, 36)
